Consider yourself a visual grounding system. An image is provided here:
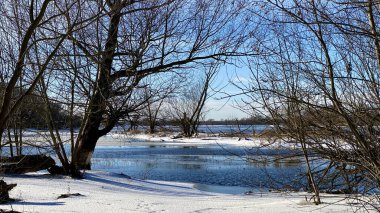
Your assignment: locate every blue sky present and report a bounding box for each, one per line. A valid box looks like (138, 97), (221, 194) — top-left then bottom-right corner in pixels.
(204, 64), (252, 120)
(205, 99), (248, 120)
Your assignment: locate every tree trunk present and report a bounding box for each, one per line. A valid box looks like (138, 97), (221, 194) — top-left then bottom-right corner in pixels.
(149, 122), (156, 134)
(181, 112), (191, 137)
(71, 4), (122, 172)
(71, 110), (103, 170)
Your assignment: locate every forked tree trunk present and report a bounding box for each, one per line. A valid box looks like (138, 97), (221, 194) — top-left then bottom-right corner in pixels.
(71, 3), (122, 172)
(71, 101), (104, 170)
(71, 108), (117, 172)
(72, 130), (101, 170)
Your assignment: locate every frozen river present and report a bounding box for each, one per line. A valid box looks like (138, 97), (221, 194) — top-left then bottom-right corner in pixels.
(91, 144), (306, 194)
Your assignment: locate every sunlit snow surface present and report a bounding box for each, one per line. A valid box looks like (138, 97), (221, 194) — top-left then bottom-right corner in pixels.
(2, 171), (360, 213)
(0, 127), (374, 212)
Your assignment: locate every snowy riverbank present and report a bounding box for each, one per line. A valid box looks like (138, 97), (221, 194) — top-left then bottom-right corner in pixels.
(0, 132), (373, 212)
(0, 170), (361, 213)
(96, 131), (292, 149)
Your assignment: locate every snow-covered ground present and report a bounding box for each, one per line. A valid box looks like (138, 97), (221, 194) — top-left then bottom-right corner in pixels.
(8, 129), (291, 150)
(0, 132), (374, 212)
(97, 132), (293, 149)
(1, 171), (363, 213)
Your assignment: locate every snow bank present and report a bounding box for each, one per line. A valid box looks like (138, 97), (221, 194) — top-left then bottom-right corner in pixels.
(0, 171), (359, 213)
(98, 132), (295, 149)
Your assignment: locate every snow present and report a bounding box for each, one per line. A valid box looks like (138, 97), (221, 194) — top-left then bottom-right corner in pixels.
(0, 171), (361, 213)
(97, 132), (294, 149)
(0, 132), (374, 212)
(9, 129), (293, 150)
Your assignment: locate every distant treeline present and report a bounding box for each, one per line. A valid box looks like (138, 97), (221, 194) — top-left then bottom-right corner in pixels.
(0, 85), (82, 129)
(200, 116), (274, 126)
(135, 115), (274, 127)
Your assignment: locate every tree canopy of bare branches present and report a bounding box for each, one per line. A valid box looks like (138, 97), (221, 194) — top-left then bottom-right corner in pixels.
(33, 0), (253, 171)
(234, 0), (380, 206)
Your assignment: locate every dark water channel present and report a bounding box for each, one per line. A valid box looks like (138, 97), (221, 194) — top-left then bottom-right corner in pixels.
(91, 145), (307, 194)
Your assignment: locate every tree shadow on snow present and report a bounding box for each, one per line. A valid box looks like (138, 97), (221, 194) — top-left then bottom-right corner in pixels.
(85, 173), (210, 197)
(10, 201), (65, 206)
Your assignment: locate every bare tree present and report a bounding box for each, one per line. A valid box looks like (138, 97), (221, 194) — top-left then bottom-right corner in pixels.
(169, 64), (219, 137)
(0, 0), (88, 201)
(234, 0), (380, 207)
(0, 0), (92, 157)
(61, 0), (251, 171)
(140, 74), (183, 134)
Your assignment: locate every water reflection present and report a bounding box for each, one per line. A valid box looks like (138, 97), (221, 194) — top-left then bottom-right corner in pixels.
(91, 145), (306, 191)
(246, 156), (303, 168)
(182, 146), (198, 149)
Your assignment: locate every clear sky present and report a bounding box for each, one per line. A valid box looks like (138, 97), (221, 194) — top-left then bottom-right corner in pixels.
(204, 63), (252, 120)
(205, 100), (248, 120)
